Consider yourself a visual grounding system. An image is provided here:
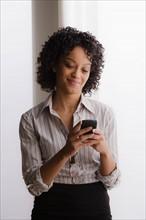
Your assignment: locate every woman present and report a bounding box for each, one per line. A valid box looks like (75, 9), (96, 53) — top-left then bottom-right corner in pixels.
(19, 26), (120, 220)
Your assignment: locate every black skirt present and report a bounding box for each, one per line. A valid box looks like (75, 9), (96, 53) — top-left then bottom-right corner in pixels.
(31, 181), (112, 220)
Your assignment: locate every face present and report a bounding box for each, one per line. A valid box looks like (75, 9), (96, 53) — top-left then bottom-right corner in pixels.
(55, 46), (91, 95)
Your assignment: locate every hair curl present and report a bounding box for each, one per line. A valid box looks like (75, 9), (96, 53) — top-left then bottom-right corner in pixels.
(37, 26), (105, 95)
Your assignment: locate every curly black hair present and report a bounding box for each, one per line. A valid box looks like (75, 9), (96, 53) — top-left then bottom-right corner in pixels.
(37, 26), (104, 95)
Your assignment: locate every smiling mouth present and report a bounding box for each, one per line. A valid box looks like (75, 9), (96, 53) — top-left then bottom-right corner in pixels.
(68, 79), (80, 84)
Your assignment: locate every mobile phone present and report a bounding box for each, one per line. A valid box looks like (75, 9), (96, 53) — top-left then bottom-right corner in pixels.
(81, 120), (97, 134)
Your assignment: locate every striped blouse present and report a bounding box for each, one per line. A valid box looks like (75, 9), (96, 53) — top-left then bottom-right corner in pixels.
(19, 91), (121, 196)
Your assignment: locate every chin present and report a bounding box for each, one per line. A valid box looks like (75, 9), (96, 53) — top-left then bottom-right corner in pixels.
(67, 89), (82, 95)
(62, 84), (83, 95)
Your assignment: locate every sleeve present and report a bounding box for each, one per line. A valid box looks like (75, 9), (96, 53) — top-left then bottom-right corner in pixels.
(19, 113), (53, 196)
(96, 107), (121, 190)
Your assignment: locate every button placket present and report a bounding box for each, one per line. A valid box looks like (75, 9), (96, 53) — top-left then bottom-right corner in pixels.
(70, 162), (86, 184)
(69, 111), (86, 183)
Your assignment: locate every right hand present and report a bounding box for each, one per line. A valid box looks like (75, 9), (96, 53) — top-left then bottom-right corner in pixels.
(63, 121), (94, 158)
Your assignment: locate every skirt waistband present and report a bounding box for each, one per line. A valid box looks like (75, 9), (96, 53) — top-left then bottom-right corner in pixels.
(53, 181), (102, 189)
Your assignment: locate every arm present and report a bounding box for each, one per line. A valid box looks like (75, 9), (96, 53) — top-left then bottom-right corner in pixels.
(19, 114), (95, 195)
(40, 121), (97, 185)
(40, 147), (69, 185)
(91, 130), (116, 176)
(89, 108), (121, 189)
(19, 113), (50, 196)
(99, 142), (116, 176)
(19, 113), (72, 195)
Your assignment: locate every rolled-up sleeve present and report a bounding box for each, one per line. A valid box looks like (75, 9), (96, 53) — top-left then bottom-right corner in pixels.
(19, 113), (53, 196)
(97, 107), (121, 189)
(97, 166), (121, 190)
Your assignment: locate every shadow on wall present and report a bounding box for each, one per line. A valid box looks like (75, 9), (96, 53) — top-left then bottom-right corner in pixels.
(32, 0), (59, 105)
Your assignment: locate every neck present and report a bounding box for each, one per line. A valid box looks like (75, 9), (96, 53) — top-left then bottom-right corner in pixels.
(52, 90), (81, 113)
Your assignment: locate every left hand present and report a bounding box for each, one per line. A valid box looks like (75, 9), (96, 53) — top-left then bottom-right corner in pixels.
(88, 129), (109, 155)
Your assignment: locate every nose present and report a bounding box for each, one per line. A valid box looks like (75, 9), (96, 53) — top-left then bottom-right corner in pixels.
(71, 67), (80, 78)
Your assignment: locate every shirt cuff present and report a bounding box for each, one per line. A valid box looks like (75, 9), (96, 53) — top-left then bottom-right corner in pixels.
(27, 169), (53, 196)
(97, 166), (121, 190)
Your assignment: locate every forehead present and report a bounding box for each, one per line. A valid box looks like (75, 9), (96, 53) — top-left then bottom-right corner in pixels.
(66, 46), (91, 64)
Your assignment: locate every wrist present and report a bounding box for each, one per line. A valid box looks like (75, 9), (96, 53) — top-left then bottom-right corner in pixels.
(100, 145), (111, 157)
(60, 145), (73, 161)
(57, 147), (69, 162)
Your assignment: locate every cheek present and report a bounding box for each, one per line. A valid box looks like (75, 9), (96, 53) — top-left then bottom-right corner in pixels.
(57, 67), (69, 77)
(83, 74), (90, 83)
(56, 69), (64, 79)
(55, 70), (68, 85)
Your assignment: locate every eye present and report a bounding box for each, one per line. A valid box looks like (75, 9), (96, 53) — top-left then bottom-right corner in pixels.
(64, 61), (74, 68)
(82, 69), (90, 73)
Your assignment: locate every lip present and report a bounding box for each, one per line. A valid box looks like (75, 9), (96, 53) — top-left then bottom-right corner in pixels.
(67, 79), (81, 84)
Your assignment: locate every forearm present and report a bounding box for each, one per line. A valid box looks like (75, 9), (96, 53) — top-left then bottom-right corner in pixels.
(40, 147), (69, 185)
(100, 148), (116, 176)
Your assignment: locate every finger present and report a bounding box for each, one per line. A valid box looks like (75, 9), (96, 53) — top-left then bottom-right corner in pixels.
(72, 121), (82, 134)
(92, 129), (102, 135)
(79, 126), (93, 135)
(78, 133), (94, 142)
(74, 126), (93, 140)
(78, 138), (97, 147)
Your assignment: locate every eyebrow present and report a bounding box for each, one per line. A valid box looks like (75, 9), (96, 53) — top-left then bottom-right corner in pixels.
(66, 57), (91, 66)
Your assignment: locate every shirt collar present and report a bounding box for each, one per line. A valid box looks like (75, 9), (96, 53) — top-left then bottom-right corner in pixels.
(78, 94), (95, 115)
(36, 92), (53, 118)
(37, 91), (95, 118)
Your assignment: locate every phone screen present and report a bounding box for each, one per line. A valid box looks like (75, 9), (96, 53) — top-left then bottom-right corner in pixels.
(81, 120), (97, 134)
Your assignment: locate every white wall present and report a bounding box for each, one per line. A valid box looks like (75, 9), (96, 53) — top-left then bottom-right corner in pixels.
(1, 1), (145, 219)
(96, 2), (145, 219)
(1, 1), (34, 219)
